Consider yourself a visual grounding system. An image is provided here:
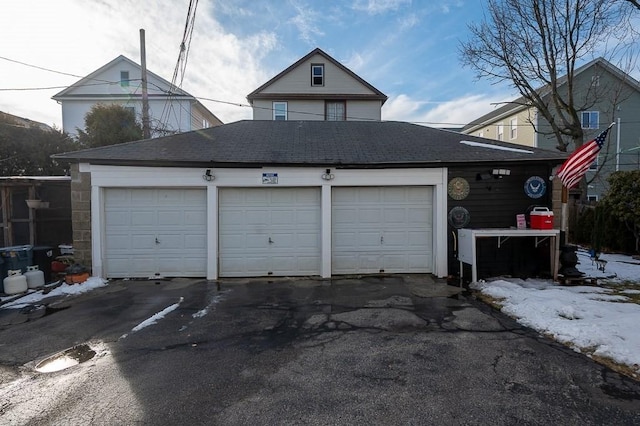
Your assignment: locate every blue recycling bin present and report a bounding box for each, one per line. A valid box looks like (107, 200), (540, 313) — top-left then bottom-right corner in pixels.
(0, 245), (33, 279)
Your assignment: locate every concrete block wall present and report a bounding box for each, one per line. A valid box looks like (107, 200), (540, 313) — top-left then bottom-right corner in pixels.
(70, 163), (92, 270)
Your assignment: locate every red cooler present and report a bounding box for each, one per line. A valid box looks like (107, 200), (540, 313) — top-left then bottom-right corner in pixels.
(530, 207), (554, 229)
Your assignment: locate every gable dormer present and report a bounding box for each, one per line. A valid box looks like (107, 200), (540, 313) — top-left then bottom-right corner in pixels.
(247, 48), (387, 121)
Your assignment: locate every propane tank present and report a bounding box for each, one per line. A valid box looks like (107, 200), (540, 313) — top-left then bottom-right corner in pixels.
(25, 265), (45, 289)
(3, 269), (28, 295)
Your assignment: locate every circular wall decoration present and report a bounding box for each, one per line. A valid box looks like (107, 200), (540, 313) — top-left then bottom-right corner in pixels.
(448, 206), (471, 228)
(524, 176), (547, 199)
(448, 177), (470, 200)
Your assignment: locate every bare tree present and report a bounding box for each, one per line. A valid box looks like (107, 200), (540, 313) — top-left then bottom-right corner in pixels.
(624, 0), (640, 10)
(460, 0), (637, 152)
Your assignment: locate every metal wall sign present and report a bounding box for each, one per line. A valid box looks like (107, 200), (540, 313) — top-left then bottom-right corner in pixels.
(447, 177), (470, 200)
(524, 176), (546, 199)
(262, 173), (278, 184)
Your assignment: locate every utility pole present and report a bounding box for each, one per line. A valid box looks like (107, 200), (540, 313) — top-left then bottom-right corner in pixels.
(140, 29), (151, 139)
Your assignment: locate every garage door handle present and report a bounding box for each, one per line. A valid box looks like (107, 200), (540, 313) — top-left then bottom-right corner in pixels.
(268, 237), (274, 244)
(155, 237), (160, 244)
(380, 236), (384, 244)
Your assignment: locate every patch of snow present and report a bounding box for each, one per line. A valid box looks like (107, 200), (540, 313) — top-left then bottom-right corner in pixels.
(122, 297), (184, 338)
(460, 140), (534, 154)
(2, 277), (108, 309)
(471, 251), (640, 372)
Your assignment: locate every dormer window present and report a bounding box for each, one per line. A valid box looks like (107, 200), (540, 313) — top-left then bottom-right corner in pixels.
(311, 64), (324, 86)
(120, 71), (130, 87)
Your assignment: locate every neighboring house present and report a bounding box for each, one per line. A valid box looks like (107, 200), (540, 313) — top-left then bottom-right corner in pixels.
(54, 121), (565, 281)
(0, 111), (53, 132)
(247, 48), (387, 121)
(52, 55), (222, 139)
(461, 58), (640, 201)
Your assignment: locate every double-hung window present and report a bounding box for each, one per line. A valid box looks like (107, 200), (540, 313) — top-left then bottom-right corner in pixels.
(311, 64), (324, 86)
(325, 101), (345, 121)
(510, 118), (517, 139)
(120, 71), (130, 87)
(273, 102), (287, 121)
(497, 123), (504, 141)
(581, 111), (599, 129)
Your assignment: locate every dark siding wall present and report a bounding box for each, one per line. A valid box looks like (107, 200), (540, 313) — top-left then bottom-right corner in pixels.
(447, 163), (555, 281)
(36, 181), (72, 247)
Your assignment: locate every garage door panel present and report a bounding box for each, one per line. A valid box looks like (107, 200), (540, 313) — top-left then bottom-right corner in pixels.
(105, 188), (207, 278)
(157, 211), (183, 226)
(131, 211), (156, 226)
(359, 209), (382, 223)
(296, 232), (320, 248)
(333, 186), (433, 274)
(184, 235), (206, 250)
(271, 210), (295, 225)
(384, 209), (407, 223)
(131, 192), (155, 205)
(131, 235), (156, 250)
(106, 234), (131, 250)
(245, 234), (268, 248)
(333, 208), (357, 224)
(219, 188), (320, 277)
(106, 211), (131, 226)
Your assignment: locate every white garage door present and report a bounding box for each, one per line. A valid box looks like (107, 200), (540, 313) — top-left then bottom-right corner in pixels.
(104, 188), (207, 278)
(332, 186), (433, 274)
(219, 188), (321, 277)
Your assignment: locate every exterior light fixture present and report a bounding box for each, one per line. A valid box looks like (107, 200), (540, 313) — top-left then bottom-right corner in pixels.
(321, 168), (335, 181)
(203, 169), (214, 181)
(492, 168), (511, 178)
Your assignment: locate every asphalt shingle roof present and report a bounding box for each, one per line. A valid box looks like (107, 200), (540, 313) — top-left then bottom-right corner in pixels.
(54, 120), (566, 167)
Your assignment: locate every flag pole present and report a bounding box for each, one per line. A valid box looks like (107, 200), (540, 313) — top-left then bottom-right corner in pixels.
(560, 185), (568, 247)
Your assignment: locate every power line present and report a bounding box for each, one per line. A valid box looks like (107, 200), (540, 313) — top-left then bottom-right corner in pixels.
(0, 81), (131, 92)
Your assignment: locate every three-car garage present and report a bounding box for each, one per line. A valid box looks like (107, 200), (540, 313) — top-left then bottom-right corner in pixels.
(95, 167), (446, 280)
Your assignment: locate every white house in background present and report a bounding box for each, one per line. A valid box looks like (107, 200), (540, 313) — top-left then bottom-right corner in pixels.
(247, 48), (387, 121)
(52, 55), (222, 138)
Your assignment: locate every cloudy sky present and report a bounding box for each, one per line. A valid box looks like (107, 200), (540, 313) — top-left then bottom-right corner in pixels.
(0, 0), (628, 130)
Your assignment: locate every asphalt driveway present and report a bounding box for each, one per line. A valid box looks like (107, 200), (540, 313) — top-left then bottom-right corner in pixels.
(1, 275), (639, 425)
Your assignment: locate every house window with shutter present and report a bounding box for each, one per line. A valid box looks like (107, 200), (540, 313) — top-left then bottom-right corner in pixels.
(325, 101), (346, 121)
(120, 71), (130, 87)
(311, 64), (324, 86)
(273, 102), (287, 121)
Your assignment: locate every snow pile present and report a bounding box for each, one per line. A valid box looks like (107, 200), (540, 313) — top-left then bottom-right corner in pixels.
(472, 251), (640, 372)
(1, 277), (108, 309)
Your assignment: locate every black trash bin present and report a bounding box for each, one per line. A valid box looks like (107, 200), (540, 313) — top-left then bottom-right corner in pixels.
(32, 246), (55, 284)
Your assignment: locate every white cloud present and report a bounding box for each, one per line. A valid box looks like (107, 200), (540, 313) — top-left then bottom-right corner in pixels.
(398, 13), (419, 31)
(0, 0), (277, 127)
(352, 0), (411, 15)
(288, 3), (325, 45)
(382, 93), (512, 128)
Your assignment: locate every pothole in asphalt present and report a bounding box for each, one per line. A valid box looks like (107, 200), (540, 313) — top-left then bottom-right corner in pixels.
(34, 343), (97, 373)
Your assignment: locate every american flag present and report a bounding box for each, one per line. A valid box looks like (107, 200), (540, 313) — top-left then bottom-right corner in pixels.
(556, 123), (614, 189)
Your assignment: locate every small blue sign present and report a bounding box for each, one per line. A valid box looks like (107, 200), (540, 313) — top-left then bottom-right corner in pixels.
(525, 176), (546, 199)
